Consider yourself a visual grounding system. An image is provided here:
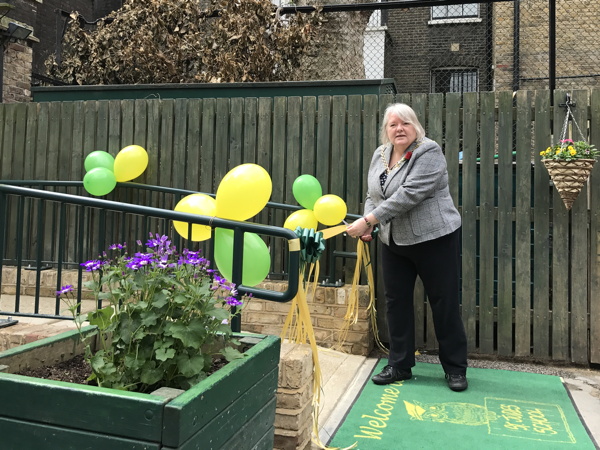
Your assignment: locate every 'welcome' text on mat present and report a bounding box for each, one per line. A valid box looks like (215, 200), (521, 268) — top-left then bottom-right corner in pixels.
(329, 361), (598, 449)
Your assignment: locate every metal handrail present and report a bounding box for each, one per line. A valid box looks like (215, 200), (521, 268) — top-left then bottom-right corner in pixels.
(0, 184), (303, 331)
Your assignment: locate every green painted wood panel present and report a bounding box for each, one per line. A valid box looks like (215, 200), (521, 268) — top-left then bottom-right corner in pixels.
(514, 90), (533, 357)
(162, 335), (280, 447)
(478, 92), (495, 355)
(533, 91), (551, 359)
(176, 369), (278, 450)
(216, 398), (277, 450)
(462, 93), (479, 351)
(0, 374), (165, 442)
(0, 416), (160, 450)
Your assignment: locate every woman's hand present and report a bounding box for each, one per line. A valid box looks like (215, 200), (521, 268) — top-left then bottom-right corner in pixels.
(346, 218), (373, 239)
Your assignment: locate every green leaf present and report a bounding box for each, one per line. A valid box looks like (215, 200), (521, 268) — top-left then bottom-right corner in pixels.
(88, 306), (114, 330)
(207, 308), (229, 321)
(155, 347), (176, 361)
(151, 291), (169, 309)
(221, 346), (244, 361)
(169, 320), (207, 348)
(177, 354), (205, 377)
(140, 310), (159, 326)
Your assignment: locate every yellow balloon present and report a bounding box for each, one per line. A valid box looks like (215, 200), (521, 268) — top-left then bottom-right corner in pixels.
(313, 194), (347, 226)
(216, 164), (272, 221)
(283, 209), (318, 231)
(173, 194), (216, 242)
(114, 145), (149, 182)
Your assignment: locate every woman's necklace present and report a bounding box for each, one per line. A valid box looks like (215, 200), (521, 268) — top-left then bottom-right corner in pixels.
(381, 140), (423, 175)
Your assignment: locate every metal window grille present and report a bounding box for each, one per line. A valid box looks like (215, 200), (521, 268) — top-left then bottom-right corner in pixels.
(431, 4), (479, 20)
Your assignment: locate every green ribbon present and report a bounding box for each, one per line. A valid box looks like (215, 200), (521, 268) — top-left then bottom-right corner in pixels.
(294, 227), (326, 264)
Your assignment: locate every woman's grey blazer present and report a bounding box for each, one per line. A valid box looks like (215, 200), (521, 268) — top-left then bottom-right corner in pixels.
(364, 137), (461, 246)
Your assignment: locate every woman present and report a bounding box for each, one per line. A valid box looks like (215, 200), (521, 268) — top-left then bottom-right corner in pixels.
(346, 103), (468, 391)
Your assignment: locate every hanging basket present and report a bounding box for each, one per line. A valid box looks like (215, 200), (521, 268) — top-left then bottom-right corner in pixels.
(542, 158), (595, 210)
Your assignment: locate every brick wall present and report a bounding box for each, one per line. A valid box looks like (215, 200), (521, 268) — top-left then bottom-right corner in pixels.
(1, 268), (374, 356)
(242, 281), (373, 356)
(385, 5), (491, 93)
(3, 39), (33, 103)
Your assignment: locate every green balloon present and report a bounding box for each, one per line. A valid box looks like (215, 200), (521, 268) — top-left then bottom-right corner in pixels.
(213, 229), (270, 287)
(83, 167), (117, 196)
(292, 175), (323, 210)
(84, 151), (115, 172)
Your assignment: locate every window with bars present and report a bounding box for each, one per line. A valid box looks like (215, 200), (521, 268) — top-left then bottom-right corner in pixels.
(431, 69), (479, 93)
(431, 4), (479, 20)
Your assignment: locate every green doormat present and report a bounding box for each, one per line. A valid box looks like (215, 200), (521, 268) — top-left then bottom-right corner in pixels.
(329, 360), (598, 450)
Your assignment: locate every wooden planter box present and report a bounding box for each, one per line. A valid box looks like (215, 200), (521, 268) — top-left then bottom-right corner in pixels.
(0, 328), (280, 450)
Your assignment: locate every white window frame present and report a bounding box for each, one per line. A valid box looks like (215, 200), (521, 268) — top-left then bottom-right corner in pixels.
(429, 4), (481, 25)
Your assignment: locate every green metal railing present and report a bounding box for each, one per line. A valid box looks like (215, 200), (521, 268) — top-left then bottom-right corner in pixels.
(0, 183), (304, 332)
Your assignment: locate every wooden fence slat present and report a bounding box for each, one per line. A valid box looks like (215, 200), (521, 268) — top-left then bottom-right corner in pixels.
(286, 96), (301, 207)
(120, 100), (134, 146)
(316, 96), (331, 190)
(497, 91), (514, 356)
(445, 93), (461, 206)
(461, 92), (479, 351)
(346, 95), (363, 281)
(590, 89), (600, 364)
(272, 97), (287, 274)
(12, 104), (27, 181)
(108, 100), (122, 155)
(427, 93), (444, 147)
(172, 99), (188, 190)
(256, 98), (272, 239)
(478, 92), (496, 355)
(301, 96), (316, 175)
(1, 105), (16, 180)
(550, 90), (570, 361)
(229, 97), (244, 169)
(533, 91), (551, 359)
(243, 97), (258, 164)
(514, 90), (533, 357)
(186, 100), (202, 192)
(159, 100), (175, 189)
(200, 98), (216, 195)
(214, 98), (230, 190)
(570, 89), (590, 363)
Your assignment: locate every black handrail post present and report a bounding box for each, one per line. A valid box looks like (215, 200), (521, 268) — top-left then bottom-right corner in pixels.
(230, 226), (244, 333)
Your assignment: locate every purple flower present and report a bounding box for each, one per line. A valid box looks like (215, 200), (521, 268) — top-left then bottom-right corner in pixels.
(56, 285), (73, 296)
(81, 260), (105, 271)
(108, 243), (126, 250)
(225, 296), (243, 306)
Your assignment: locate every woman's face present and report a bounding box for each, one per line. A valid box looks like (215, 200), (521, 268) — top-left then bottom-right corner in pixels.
(386, 113), (417, 151)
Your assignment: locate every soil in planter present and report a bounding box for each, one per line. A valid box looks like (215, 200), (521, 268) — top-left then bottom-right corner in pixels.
(15, 354), (230, 387)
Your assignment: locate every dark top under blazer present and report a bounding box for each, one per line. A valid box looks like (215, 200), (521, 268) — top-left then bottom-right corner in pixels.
(364, 137), (461, 246)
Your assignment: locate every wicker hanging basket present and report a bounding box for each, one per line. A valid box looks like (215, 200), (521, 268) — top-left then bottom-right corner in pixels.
(542, 158), (595, 210)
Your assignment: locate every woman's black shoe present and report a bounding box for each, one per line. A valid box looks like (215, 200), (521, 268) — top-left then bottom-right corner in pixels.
(446, 373), (468, 391)
(372, 365), (412, 385)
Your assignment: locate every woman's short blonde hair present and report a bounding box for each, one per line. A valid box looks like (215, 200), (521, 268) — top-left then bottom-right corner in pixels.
(379, 103), (426, 146)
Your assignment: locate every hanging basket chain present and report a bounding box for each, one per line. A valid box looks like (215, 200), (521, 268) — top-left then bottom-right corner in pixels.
(559, 98), (588, 148)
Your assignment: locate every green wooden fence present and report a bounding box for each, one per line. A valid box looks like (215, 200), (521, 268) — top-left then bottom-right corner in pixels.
(0, 90), (599, 365)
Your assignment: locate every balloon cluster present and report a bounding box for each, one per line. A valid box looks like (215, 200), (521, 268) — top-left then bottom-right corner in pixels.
(173, 164), (272, 287)
(284, 175), (347, 231)
(83, 145), (149, 196)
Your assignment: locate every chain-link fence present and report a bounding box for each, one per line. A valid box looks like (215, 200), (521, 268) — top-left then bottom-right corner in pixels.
(278, 0), (600, 93)
(37, 0), (600, 93)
